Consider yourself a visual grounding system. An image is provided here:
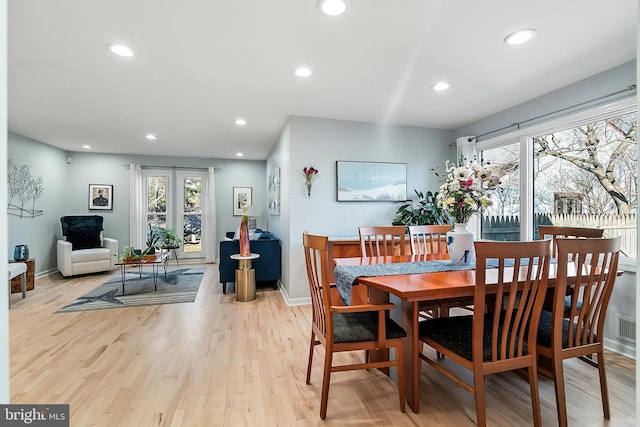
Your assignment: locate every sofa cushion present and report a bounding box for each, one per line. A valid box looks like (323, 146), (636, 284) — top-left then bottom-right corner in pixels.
(66, 225), (102, 250)
(70, 247), (111, 263)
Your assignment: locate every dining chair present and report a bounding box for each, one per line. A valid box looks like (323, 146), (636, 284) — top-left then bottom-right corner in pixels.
(537, 225), (604, 257)
(538, 225), (605, 314)
(358, 226), (407, 257)
(302, 232), (407, 420)
(408, 225), (472, 320)
(418, 239), (552, 427)
(536, 236), (620, 427)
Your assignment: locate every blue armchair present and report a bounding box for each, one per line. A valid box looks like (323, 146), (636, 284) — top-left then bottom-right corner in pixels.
(219, 230), (281, 293)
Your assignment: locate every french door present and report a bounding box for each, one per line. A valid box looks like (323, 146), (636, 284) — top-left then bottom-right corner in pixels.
(143, 168), (208, 261)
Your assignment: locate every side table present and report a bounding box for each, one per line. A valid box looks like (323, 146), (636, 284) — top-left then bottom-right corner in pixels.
(10, 258), (35, 293)
(230, 253), (260, 302)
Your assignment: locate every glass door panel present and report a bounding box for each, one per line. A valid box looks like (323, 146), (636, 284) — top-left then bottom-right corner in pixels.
(177, 172), (205, 258)
(479, 141), (521, 241)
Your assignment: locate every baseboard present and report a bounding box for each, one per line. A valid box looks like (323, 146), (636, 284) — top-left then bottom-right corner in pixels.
(279, 283), (311, 306)
(604, 337), (636, 360)
(36, 268), (59, 278)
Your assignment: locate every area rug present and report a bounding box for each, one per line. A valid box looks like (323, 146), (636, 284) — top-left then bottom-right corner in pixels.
(56, 267), (204, 313)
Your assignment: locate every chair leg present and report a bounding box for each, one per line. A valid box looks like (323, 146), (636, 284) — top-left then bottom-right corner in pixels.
(596, 349), (611, 419)
(552, 355), (568, 427)
(528, 365), (542, 427)
(473, 373), (487, 427)
(306, 332), (316, 385)
(395, 342), (406, 413)
(320, 347), (333, 420)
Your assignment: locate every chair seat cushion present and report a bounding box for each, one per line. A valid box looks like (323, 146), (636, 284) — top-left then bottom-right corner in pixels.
(419, 312), (529, 361)
(70, 247), (111, 263)
(536, 310), (597, 349)
(333, 312), (407, 344)
(8, 262), (27, 279)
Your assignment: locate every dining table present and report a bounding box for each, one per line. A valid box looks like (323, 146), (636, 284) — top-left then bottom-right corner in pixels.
(333, 253), (570, 414)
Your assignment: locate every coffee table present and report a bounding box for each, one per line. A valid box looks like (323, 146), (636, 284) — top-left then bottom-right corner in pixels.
(115, 252), (170, 293)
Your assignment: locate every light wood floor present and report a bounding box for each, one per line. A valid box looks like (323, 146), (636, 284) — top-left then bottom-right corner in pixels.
(8, 263), (636, 426)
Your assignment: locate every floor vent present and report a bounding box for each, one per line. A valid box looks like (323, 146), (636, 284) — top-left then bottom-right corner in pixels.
(615, 314), (636, 343)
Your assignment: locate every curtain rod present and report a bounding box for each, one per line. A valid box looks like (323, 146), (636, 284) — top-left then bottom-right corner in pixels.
(123, 165), (222, 172)
(471, 84), (637, 141)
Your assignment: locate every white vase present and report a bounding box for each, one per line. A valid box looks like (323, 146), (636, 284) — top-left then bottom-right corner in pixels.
(446, 222), (475, 266)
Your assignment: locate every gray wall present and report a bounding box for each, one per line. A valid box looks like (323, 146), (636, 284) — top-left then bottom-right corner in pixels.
(268, 116), (455, 302)
(8, 133), (69, 273)
(7, 133), (267, 274)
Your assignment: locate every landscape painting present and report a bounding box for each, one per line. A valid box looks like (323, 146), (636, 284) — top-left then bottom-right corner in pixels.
(336, 161), (407, 202)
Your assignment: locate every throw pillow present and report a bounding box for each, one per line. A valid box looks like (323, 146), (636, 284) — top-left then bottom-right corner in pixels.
(66, 226), (102, 250)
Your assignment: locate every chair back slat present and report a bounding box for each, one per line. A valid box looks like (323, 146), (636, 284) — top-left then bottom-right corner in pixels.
(555, 237), (620, 348)
(358, 226), (407, 257)
(537, 225), (604, 257)
(475, 240), (552, 362)
(408, 224), (452, 255)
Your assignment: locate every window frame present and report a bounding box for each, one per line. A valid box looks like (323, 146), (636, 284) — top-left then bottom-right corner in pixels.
(476, 97), (636, 270)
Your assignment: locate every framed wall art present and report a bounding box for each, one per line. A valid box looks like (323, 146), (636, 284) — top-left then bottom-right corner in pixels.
(268, 166), (280, 215)
(89, 184), (113, 210)
(336, 161), (407, 202)
(233, 187), (252, 216)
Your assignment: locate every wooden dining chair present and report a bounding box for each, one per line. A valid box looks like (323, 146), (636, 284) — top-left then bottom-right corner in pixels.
(418, 239), (552, 427)
(536, 236), (620, 427)
(302, 232), (407, 420)
(408, 225), (470, 320)
(537, 225), (604, 257)
(358, 226), (407, 257)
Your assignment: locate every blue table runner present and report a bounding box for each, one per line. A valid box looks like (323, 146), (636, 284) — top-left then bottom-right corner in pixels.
(334, 260), (475, 305)
(334, 258), (555, 305)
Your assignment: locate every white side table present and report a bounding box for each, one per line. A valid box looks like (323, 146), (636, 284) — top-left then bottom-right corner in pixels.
(230, 253), (260, 302)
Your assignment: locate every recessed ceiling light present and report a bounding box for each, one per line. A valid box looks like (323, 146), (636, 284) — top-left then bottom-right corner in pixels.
(432, 82), (450, 91)
(318, 0), (349, 16)
(108, 43), (134, 57)
(235, 119), (247, 126)
(294, 67), (312, 77)
(504, 29), (536, 45)
(81, 145), (92, 149)
(145, 134), (158, 141)
(236, 152), (244, 157)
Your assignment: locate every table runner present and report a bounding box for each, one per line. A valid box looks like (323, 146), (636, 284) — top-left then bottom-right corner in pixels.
(334, 260), (475, 305)
(334, 257), (555, 305)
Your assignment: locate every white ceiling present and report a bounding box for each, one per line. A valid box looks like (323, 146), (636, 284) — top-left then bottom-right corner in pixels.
(8, 0), (637, 160)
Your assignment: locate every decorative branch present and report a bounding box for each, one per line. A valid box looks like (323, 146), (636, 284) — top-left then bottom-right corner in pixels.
(7, 159), (45, 217)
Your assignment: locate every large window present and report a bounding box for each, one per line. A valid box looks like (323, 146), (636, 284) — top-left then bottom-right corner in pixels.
(476, 98), (637, 260)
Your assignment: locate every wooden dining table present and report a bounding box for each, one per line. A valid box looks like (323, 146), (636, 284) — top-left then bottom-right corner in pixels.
(333, 253), (568, 414)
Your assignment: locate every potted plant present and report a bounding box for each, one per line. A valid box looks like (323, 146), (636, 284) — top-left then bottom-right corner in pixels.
(120, 246), (142, 262)
(160, 227), (181, 248)
(144, 228), (164, 256)
(392, 190), (449, 226)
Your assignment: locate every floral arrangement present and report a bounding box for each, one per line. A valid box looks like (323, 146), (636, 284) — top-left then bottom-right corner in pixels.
(435, 159), (499, 224)
(303, 166), (318, 197)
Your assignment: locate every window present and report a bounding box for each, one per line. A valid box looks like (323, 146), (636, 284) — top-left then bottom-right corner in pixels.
(476, 98), (637, 260)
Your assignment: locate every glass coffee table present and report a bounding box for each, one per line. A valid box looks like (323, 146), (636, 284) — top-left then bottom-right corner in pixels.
(115, 252), (170, 293)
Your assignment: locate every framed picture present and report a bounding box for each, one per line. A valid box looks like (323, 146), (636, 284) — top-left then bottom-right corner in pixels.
(233, 186), (252, 216)
(89, 184), (113, 210)
(336, 161), (407, 202)
(268, 167), (280, 216)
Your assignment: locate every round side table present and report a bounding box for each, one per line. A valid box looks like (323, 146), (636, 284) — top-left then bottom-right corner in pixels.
(230, 253), (260, 302)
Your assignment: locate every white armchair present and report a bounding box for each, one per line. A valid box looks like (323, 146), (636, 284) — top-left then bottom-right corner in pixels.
(57, 215), (118, 277)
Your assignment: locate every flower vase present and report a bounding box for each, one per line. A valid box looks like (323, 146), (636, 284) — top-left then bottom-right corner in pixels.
(306, 182), (312, 198)
(446, 223), (475, 266)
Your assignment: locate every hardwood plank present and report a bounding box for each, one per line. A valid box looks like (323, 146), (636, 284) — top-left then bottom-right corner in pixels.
(8, 264), (636, 426)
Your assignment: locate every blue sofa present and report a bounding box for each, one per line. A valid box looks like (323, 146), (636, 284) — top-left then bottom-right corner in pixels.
(218, 230), (281, 293)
